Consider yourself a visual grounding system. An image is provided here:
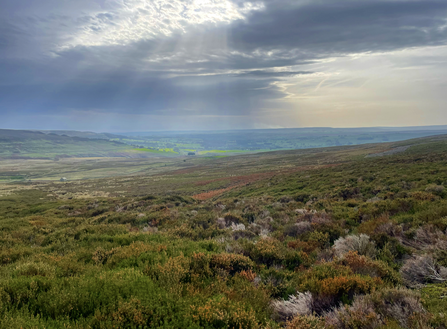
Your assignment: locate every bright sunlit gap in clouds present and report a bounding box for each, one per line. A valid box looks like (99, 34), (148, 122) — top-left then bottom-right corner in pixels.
(62, 0), (264, 49)
(1, 0), (447, 131)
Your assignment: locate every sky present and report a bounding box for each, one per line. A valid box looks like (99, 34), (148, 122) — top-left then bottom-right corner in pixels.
(1, 0), (447, 132)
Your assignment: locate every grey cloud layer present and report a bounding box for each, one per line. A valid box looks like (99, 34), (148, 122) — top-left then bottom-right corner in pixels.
(1, 0), (447, 123)
(230, 0), (447, 53)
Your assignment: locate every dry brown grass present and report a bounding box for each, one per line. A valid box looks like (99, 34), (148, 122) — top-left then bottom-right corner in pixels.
(193, 186), (240, 200)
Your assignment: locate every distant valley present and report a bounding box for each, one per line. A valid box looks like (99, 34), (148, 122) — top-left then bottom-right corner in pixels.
(2, 126), (447, 160)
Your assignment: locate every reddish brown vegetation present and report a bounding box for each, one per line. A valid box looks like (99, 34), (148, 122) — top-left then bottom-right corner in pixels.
(193, 186), (240, 200)
(194, 172), (275, 186)
(193, 165), (340, 200)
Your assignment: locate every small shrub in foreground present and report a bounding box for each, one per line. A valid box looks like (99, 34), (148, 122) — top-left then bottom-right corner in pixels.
(299, 269), (382, 311)
(286, 314), (325, 329)
(210, 253), (254, 275)
(400, 255), (447, 287)
(271, 292), (313, 322)
(336, 251), (401, 285)
(369, 287), (429, 329)
(333, 234), (377, 259)
(324, 295), (381, 329)
(191, 296), (260, 329)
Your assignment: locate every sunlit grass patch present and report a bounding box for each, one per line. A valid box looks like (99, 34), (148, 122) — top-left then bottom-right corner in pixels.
(132, 148), (178, 155)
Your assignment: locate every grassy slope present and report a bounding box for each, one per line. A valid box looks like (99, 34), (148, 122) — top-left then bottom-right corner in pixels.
(0, 135), (447, 327)
(0, 129), (185, 160)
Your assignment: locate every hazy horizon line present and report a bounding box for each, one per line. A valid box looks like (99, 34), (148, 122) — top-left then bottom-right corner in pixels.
(2, 124), (446, 135)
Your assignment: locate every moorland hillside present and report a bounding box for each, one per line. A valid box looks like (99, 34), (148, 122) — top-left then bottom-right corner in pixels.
(1, 134), (447, 328)
(0, 129), (152, 159)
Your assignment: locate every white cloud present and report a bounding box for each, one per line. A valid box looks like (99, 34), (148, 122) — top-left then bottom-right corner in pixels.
(62, 0), (263, 49)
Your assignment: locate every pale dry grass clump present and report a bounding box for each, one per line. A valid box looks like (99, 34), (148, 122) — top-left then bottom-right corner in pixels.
(217, 217), (226, 229)
(425, 184), (445, 195)
(369, 287), (428, 329)
(400, 254), (447, 286)
(410, 225), (447, 251)
(284, 221), (312, 237)
(271, 292), (313, 322)
(325, 287), (429, 329)
(324, 296), (381, 329)
(333, 234), (377, 258)
(231, 223), (246, 231)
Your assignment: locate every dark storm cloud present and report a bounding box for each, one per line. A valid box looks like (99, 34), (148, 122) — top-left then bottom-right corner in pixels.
(229, 0), (447, 54)
(0, 0), (447, 127)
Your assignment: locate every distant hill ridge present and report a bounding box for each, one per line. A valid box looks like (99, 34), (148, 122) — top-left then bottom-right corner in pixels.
(0, 129), (142, 159)
(33, 130), (122, 140)
(2, 127), (447, 160)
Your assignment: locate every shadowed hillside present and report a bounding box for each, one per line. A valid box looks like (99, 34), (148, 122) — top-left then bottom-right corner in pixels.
(0, 129), (165, 159)
(34, 130), (122, 140)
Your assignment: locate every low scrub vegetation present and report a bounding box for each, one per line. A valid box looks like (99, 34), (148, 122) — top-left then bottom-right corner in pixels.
(1, 138), (447, 328)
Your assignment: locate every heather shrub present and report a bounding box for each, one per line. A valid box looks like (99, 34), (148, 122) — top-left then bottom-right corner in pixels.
(298, 263), (353, 283)
(375, 239), (409, 269)
(190, 296), (260, 329)
(232, 228), (256, 241)
(425, 184), (445, 196)
(435, 248), (447, 267)
(224, 213), (243, 226)
(13, 261), (57, 278)
(252, 216), (274, 233)
(105, 241), (157, 268)
(357, 215), (401, 238)
(278, 195), (293, 203)
(237, 269), (257, 282)
(284, 222), (312, 237)
(271, 292), (313, 322)
(259, 267), (295, 299)
(153, 255), (190, 293)
(1, 268), (150, 320)
(308, 231), (330, 248)
(369, 287), (429, 328)
(333, 234), (377, 259)
(410, 191), (439, 201)
(336, 251), (401, 285)
(284, 248), (311, 271)
(324, 296), (381, 329)
(298, 264), (381, 310)
(245, 238), (286, 267)
(0, 246), (33, 265)
(294, 193), (311, 203)
(309, 212), (332, 226)
(316, 247), (337, 263)
(210, 253), (254, 275)
(189, 252), (212, 277)
(400, 255), (447, 286)
(412, 225), (446, 251)
(286, 314), (325, 329)
(92, 247), (116, 265)
(317, 275), (380, 301)
(287, 240), (320, 254)
(311, 222), (345, 244)
(421, 284), (447, 328)
(93, 297), (147, 327)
